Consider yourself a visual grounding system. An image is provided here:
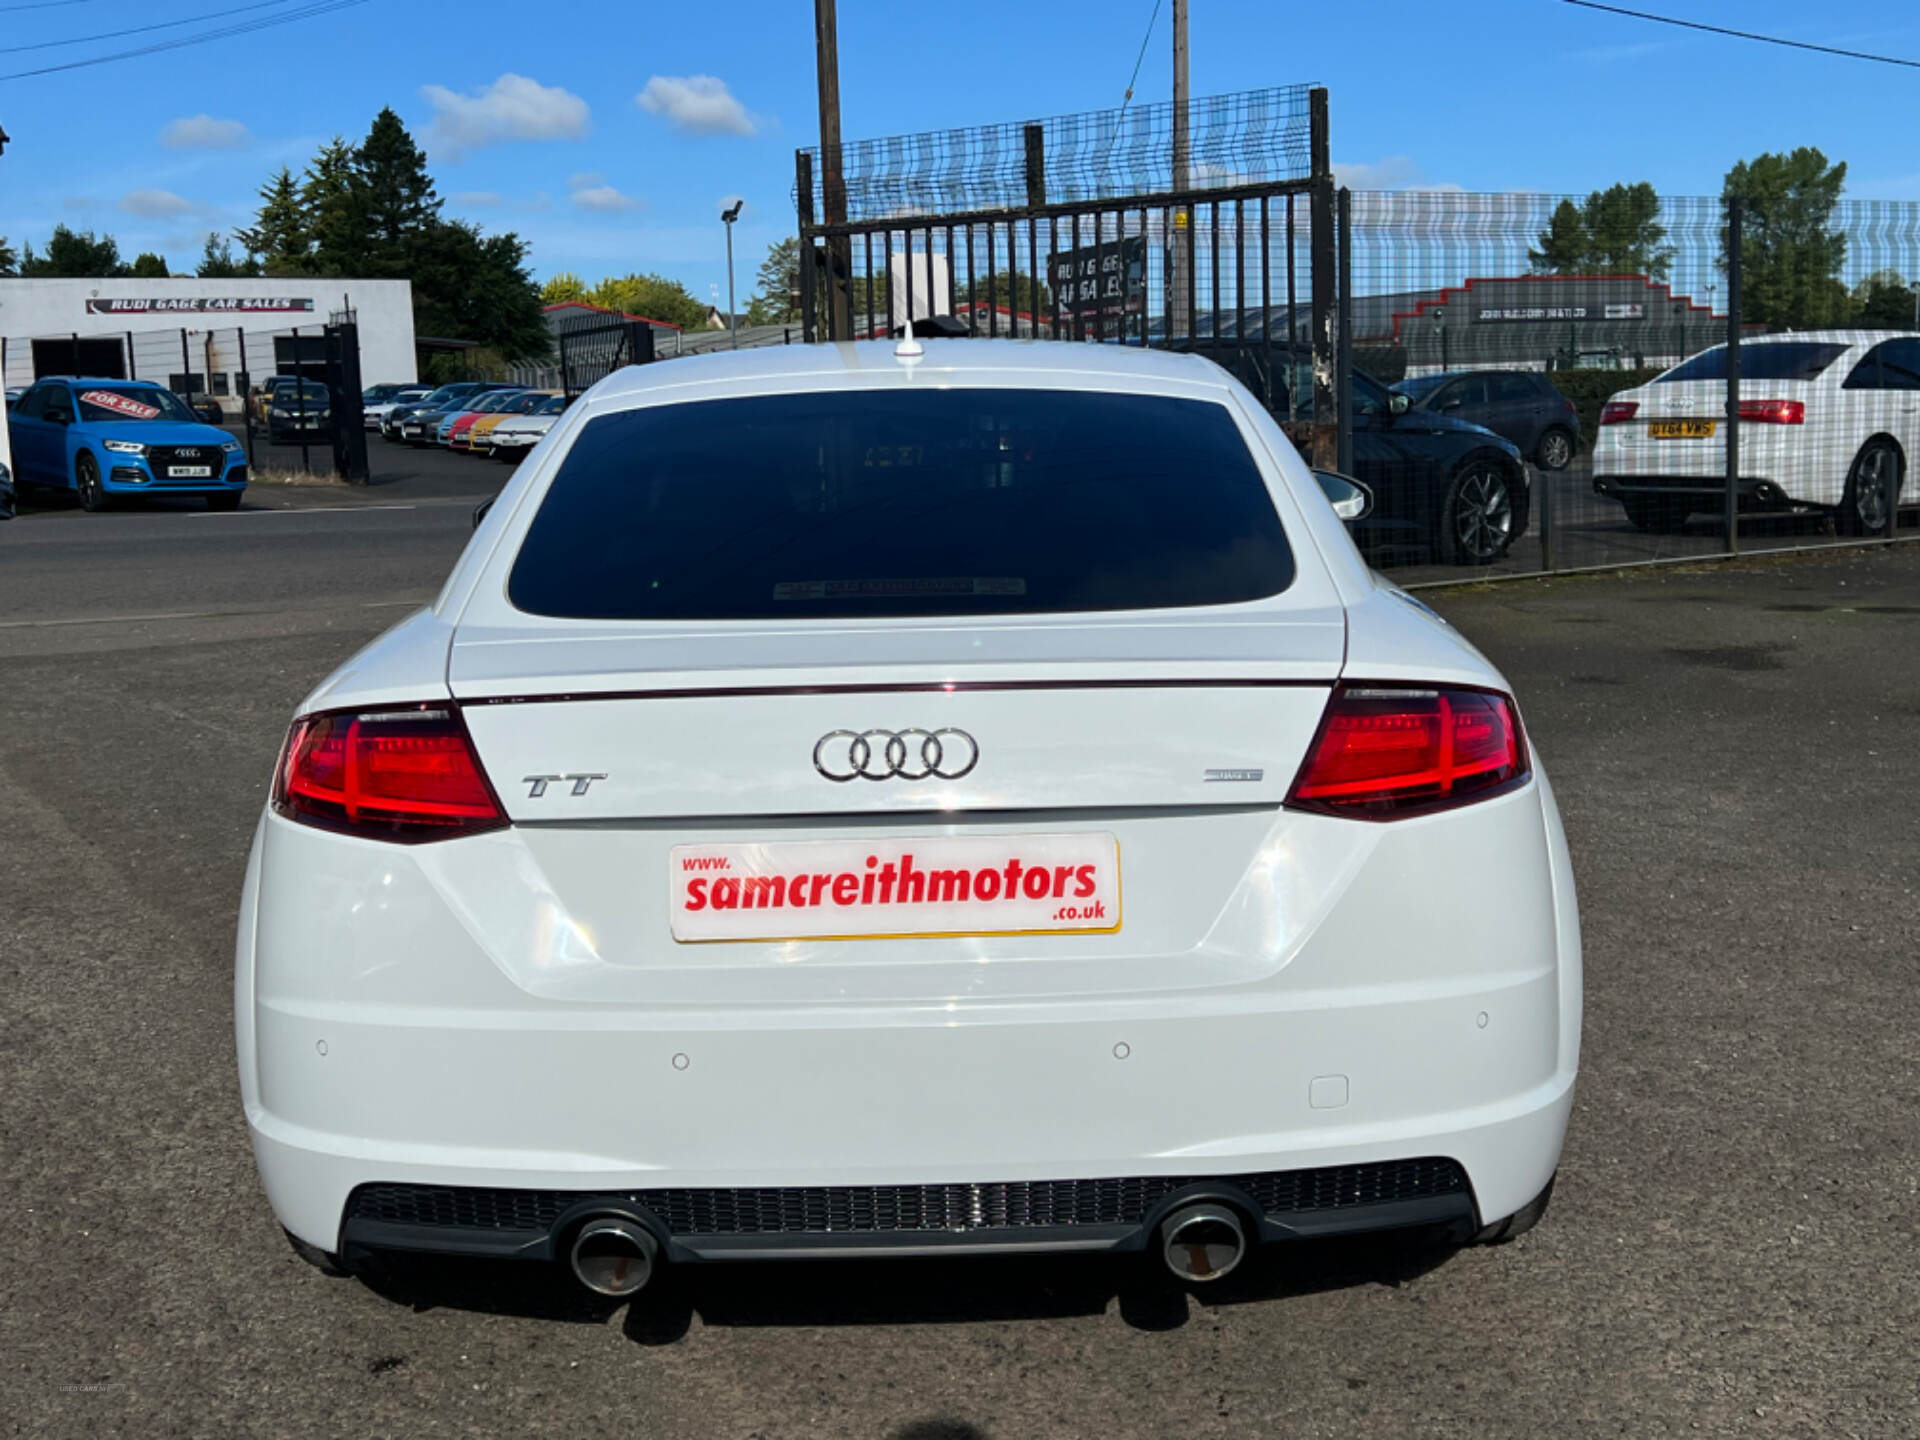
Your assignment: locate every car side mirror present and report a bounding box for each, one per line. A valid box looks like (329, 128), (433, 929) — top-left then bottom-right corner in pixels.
(1312, 469), (1374, 523)
(472, 496), (496, 530)
(1391, 393), (1412, 416)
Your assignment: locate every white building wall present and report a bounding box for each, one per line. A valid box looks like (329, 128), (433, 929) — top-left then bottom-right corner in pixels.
(0, 277), (416, 390)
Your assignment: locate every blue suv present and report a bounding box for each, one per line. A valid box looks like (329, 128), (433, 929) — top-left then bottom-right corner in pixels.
(6, 377), (248, 511)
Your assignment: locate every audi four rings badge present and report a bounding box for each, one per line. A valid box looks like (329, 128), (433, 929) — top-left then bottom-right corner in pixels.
(814, 728), (979, 782)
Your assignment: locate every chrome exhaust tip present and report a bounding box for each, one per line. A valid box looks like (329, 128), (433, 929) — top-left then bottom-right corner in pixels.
(1159, 1202), (1248, 1283)
(569, 1215), (659, 1297)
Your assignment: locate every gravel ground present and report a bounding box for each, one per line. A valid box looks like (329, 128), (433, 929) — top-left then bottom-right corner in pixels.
(2, 496), (1915, 1437)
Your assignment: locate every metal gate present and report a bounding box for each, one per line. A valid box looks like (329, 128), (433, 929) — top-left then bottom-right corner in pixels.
(556, 315), (658, 401)
(795, 85), (1342, 464)
(323, 316), (369, 484)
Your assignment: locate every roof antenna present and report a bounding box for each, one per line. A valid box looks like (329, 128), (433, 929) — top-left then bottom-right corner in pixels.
(894, 247), (925, 360)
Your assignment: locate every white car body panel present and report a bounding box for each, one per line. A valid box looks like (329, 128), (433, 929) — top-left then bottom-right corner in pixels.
(240, 340), (1580, 1266)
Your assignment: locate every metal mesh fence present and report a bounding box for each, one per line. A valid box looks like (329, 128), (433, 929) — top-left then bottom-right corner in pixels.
(1340, 191), (1920, 584)
(799, 85), (1316, 221)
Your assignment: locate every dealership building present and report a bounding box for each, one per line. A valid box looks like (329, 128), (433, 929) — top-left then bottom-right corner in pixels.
(0, 277), (417, 397)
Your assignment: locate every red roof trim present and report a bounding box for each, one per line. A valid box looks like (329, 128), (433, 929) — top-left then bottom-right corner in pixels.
(541, 300), (683, 332)
(1385, 273), (1717, 344)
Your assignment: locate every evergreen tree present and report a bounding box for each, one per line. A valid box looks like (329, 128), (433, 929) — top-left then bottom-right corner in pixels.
(744, 237), (801, 323)
(1852, 270), (1916, 328)
(235, 167), (310, 272)
(302, 138), (367, 274)
(0, 235), (17, 276)
(129, 252), (170, 278)
(1530, 186), (1667, 279)
(1722, 148), (1850, 330)
(197, 233), (259, 278)
(1529, 200), (1588, 274)
(355, 107), (441, 276)
(19, 225), (126, 276)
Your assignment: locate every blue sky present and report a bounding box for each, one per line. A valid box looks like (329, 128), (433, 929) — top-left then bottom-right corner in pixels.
(3, 0), (1920, 304)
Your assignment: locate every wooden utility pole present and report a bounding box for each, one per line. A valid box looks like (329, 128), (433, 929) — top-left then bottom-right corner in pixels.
(813, 0), (852, 339)
(1170, 0), (1191, 340)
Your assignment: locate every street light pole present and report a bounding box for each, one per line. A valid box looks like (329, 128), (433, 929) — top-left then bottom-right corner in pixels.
(722, 201), (744, 350)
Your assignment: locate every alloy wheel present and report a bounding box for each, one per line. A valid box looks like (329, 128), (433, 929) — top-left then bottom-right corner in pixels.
(1538, 430), (1572, 470)
(1856, 445), (1895, 534)
(1453, 468), (1513, 562)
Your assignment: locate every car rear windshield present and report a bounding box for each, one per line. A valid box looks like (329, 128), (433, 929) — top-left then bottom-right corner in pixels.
(1660, 342), (1849, 383)
(508, 388), (1295, 619)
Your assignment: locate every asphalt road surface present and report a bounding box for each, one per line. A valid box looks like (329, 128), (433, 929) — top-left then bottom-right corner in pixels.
(3, 476), (1917, 1436)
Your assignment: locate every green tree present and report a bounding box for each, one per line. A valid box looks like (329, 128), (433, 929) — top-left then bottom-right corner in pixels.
(355, 107), (440, 277)
(411, 221), (551, 362)
(302, 137), (367, 274)
(1580, 183), (1668, 280)
(19, 224), (125, 276)
(1529, 199), (1589, 274)
(0, 235), (17, 276)
(235, 167), (310, 272)
(1530, 185), (1667, 278)
(1722, 148), (1850, 329)
(1852, 269), (1915, 328)
(540, 272), (589, 304)
(128, 252), (170, 278)
(587, 272), (706, 329)
(744, 237), (801, 323)
(197, 233), (258, 278)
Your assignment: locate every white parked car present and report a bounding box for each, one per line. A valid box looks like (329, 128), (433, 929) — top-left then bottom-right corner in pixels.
(1593, 331), (1919, 535)
(485, 392), (569, 460)
(363, 385), (431, 431)
(238, 340), (1581, 1294)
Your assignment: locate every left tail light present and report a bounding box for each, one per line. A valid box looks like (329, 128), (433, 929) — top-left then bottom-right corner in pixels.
(1286, 683), (1530, 820)
(270, 703), (506, 843)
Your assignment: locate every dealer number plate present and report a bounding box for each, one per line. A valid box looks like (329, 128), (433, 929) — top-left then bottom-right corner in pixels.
(670, 833), (1121, 943)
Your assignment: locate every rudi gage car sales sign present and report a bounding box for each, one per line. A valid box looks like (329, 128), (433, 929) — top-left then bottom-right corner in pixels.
(83, 297), (318, 316)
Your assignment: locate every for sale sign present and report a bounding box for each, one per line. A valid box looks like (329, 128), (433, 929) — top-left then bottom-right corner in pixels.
(1048, 236), (1146, 321)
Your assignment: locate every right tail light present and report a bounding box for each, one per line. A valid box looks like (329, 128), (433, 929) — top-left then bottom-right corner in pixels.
(1286, 684), (1529, 820)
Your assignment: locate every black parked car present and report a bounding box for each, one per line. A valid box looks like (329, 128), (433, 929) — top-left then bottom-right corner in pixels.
(1392, 369), (1580, 471)
(1271, 365), (1531, 566)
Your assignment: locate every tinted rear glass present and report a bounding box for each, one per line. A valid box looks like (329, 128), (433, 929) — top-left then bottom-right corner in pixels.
(508, 389), (1294, 619)
(1660, 342), (1849, 383)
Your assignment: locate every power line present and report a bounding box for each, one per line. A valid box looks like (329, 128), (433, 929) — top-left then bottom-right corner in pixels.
(1119, 0), (1165, 107)
(2, 0), (305, 55)
(0, 0), (371, 79)
(1561, 0), (1920, 71)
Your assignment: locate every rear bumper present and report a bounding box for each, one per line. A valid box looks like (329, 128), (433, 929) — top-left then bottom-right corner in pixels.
(333, 1158), (1484, 1266)
(1593, 474), (1804, 509)
(237, 768), (1583, 1266)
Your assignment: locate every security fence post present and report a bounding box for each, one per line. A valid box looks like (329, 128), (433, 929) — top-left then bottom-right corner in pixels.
(1337, 185), (1354, 478)
(1724, 197), (1741, 556)
(125, 331), (135, 381)
(180, 328), (192, 407)
(236, 327), (256, 471)
(1308, 89), (1336, 469)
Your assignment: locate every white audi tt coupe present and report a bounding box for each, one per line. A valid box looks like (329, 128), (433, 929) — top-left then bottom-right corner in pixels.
(237, 339), (1581, 1295)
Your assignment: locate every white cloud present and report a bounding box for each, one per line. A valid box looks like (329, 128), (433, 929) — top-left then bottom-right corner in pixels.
(119, 188), (200, 218)
(452, 190), (503, 207)
(421, 74), (590, 159)
(572, 184), (639, 213)
(636, 74), (754, 136)
(161, 114), (251, 150)
(568, 171), (603, 189)
(1331, 155), (1463, 192)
